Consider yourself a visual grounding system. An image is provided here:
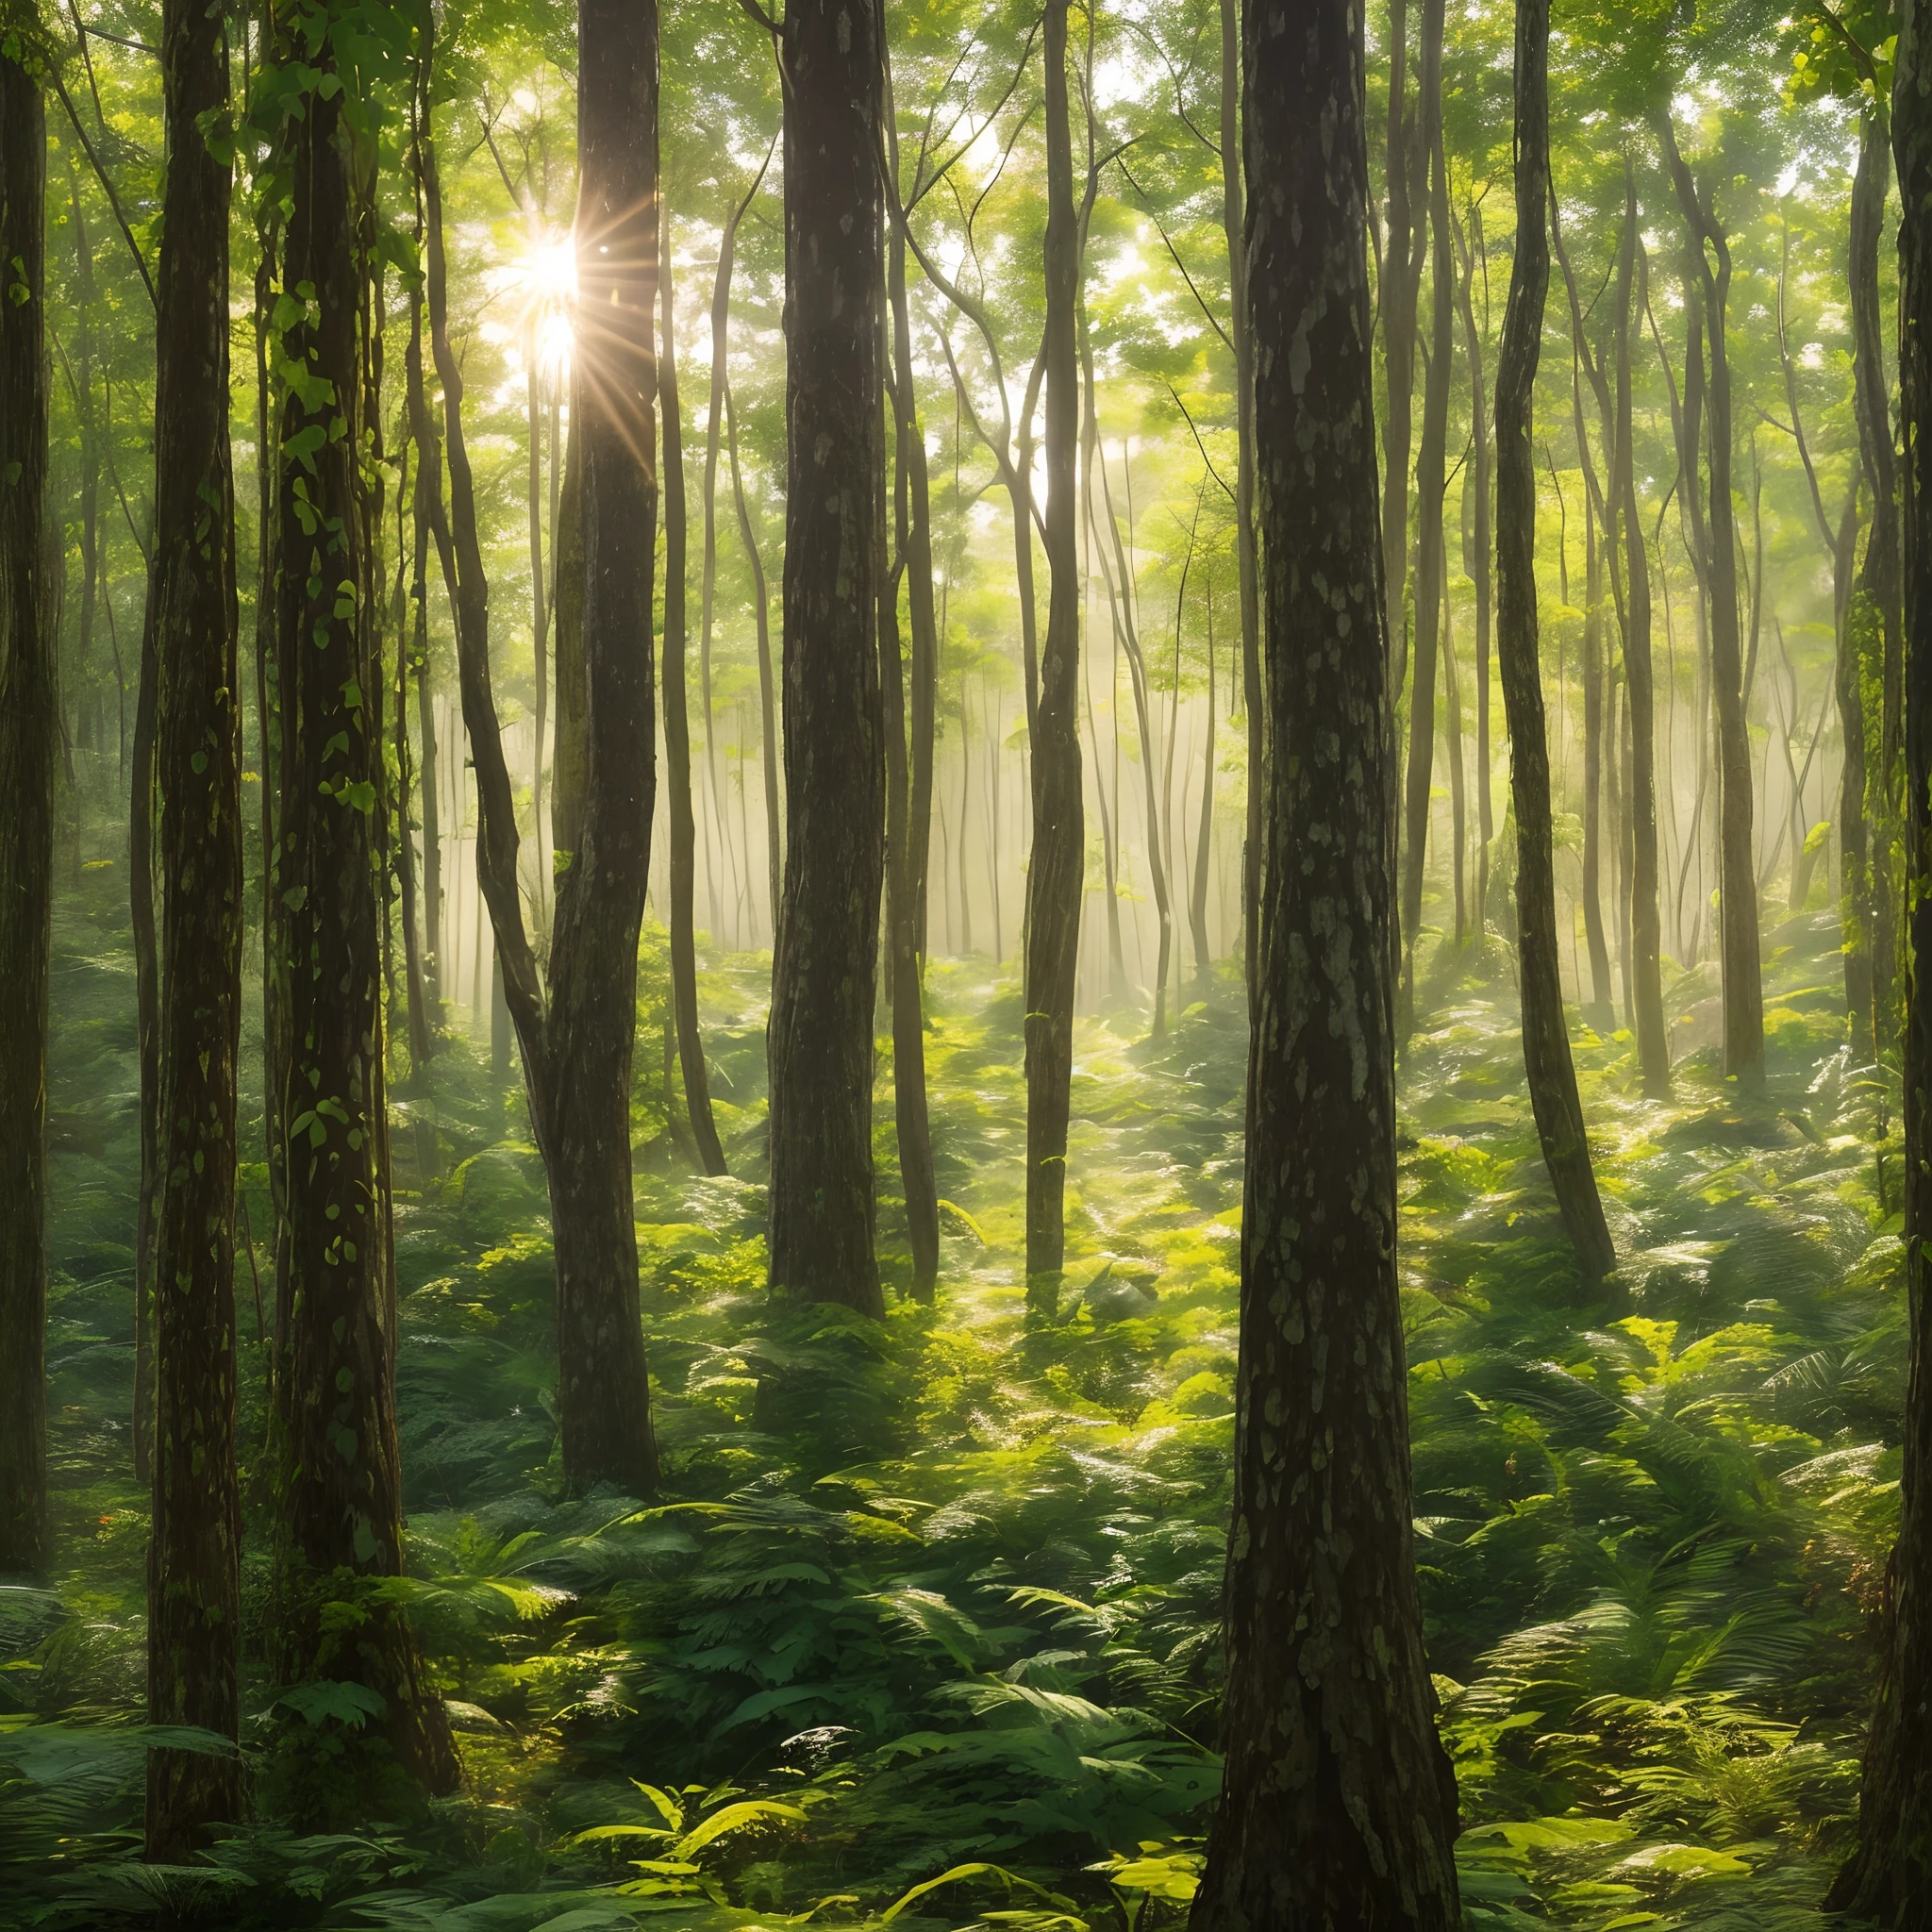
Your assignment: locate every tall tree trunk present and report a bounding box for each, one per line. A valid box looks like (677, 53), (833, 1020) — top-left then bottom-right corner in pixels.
(724, 382), (781, 929)
(1441, 552), (1467, 945)
(1614, 168), (1669, 1094)
(1379, 0), (1426, 689)
(1187, 0), (1460, 1915)
(767, 0), (888, 1315)
(1495, 0), (1616, 1285)
(1217, 0), (1260, 975)
(1852, 109), (1901, 1050)
(270, 25), (458, 1793)
(1023, 0), (1086, 1311)
(68, 162), (101, 773)
(145, 0), (242, 1853)
(131, 582), (158, 1481)
(1081, 334), (1129, 999)
(1661, 124), (1764, 1087)
(0, 28), (51, 1576)
(1400, 0), (1449, 1029)
(1453, 206), (1495, 935)
(660, 213), (726, 1175)
(1578, 439), (1614, 1027)
(1828, 20), (1932, 1911)
(885, 208), (940, 1300)
(1190, 582), (1217, 980)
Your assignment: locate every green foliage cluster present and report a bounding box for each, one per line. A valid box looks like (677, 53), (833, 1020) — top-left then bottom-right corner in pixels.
(0, 877), (1908, 1930)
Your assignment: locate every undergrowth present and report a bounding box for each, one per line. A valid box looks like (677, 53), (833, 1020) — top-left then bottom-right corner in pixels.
(1, 868), (1904, 1929)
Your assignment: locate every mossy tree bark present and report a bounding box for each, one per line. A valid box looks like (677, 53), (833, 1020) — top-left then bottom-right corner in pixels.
(1494, 0), (1616, 1285)
(0, 19), (51, 1578)
(269, 19), (458, 1794)
(1827, 14), (1932, 1912)
(766, 0), (888, 1316)
(1022, 0), (1085, 1310)
(144, 0), (242, 1857)
(1187, 0), (1461, 1919)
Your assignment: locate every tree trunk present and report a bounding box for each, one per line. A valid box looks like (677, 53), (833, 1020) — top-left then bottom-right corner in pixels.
(1379, 0), (1426, 689)
(1852, 109), (1901, 1051)
(270, 29), (458, 1794)
(1187, 0), (1460, 1917)
(1400, 0), (1449, 1029)
(131, 584), (159, 1481)
(1614, 166), (1669, 1095)
(660, 214), (726, 1175)
(1023, 0), (1086, 1311)
(1661, 124), (1763, 1088)
(767, 0), (888, 1315)
(1495, 0), (1616, 1286)
(1441, 553), (1467, 945)
(886, 211), (940, 1300)
(0, 31), (51, 1576)
(1191, 582), (1217, 981)
(145, 0), (242, 1853)
(1578, 441), (1614, 1028)
(1452, 207), (1495, 936)
(1827, 22), (1932, 1911)
(724, 383), (781, 931)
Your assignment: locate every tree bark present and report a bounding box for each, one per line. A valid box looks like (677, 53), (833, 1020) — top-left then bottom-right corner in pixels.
(1661, 123), (1764, 1088)
(660, 213), (726, 1175)
(0, 26), (51, 1576)
(270, 23), (457, 1794)
(1495, 0), (1616, 1285)
(144, 0), (242, 1853)
(1827, 15), (1932, 1911)
(1452, 206), (1495, 935)
(724, 382), (781, 930)
(1379, 0), (1427, 689)
(1022, 0), (1086, 1310)
(1187, 0), (1460, 1918)
(766, 0), (888, 1316)
(1399, 0), (1449, 1029)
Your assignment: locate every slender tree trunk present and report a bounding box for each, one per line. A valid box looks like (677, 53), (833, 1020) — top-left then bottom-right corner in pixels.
(1023, 0), (1087, 1309)
(270, 28), (457, 1793)
(1441, 553), (1467, 945)
(552, 425), (585, 866)
(660, 215), (726, 1175)
(1614, 171), (1669, 1093)
(957, 675), (974, 954)
(767, 0), (888, 1315)
(1496, 0), (1616, 1285)
(1191, 582), (1217, 981)
(1853, 110), (1901, 1050)
(1578, 451), (1614, 1027)
(1453, 207), (1496, 936)
(1400, 0), (1450, 1028)
(529, 373), (549, 918)
(1380, 0), (1425, 689)
(1188, 0), (1460, 1916)
(1081, 343), (1129, 999)
(724, 383), (782, 929)
(145, 0), (242, 1852)
(885, 211), (939, 1299)
(1828, 23), (1932, 1911)
(1661, 124), (1763, 1087)
(0, 28), (51, 1575)
(131, 589), (159, 1480)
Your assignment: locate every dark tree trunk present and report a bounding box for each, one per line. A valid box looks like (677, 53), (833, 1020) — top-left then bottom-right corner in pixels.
(132, 595), (159, 1484)
(1495, 0), (1615, 1285)
(1852, 110), (1901, 1050)
(1452, 207), (1495, 934)
(767, 0), (888, 1315)
(1828, 23), (1932, 1914)
(1613, 167), (1669, 1094)
(660, 217), (727, 1176)
(1187, 0), (1460, 1918)
(270, 31), (458, 1794)
(0, 32), (51, 1577)
(886, 210), (940, 1300)
(144, 0), (242, 1854)
(1022, 0), (1085, 1310)
(1661, 125), (1763, 1088)
(1399, 0), (1449, 1030)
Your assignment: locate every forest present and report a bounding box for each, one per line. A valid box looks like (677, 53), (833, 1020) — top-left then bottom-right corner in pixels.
(7, 0), (1932, 1921)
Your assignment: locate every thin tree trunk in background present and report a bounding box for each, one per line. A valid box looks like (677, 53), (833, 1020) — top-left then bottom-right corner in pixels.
(1081, 340), (1128, 999)
(767, 0), (888, 1316)
(1441, 553), (1467, 945)
(1662, 123), (1763, 1088)
(68, 163), (101, 772)
(885, 199), (939, 1300)
(145, 0), (242, 1850)
(529, 373), (549, 920)
(958, 675), (974, 955)
(660, 215), (727, 1175)
(1828, 23), (1932, 1909)
(1191, 591), (1216, 981)
(1400, 0), (1449, 1029)
(130, 575), (158, 1484)
(1615, 179), (1669, 1093)
(552, 425), (584, 866)
(1852, 109), (1901, 1050)
(1495, 0), (1615, 1286)
(1187, 0), (1460, 1912)
(415, 628), (441, 1007)
(1453, 204), (1495, 934)
(1577, 425), (1614, 1028)
(1379, 0), (1425, 690)
(270, 25), (458, 1794)
(0, 30), (51, 1575)
(724, 383), (781, 929)
(1217, 0), (1260, 976)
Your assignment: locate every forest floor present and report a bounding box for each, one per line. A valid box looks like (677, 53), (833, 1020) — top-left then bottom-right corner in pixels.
(2, 866), (1903, 1931)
